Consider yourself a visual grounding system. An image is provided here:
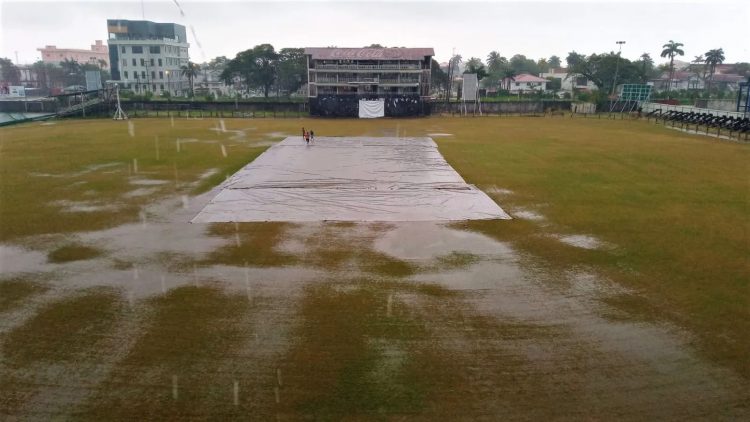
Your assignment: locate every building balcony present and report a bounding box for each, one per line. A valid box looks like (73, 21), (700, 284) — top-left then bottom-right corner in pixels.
(313, 77), (420, 86)
(312, 64), (423, 72)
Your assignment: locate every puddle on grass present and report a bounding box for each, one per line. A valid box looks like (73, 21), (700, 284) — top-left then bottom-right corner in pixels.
(0, 245), (49, 274)
(2, 189), (747, 418)
(511, 208), (546, 221)
(484, 185), (514, 195)
(123, 187), (159, 198)
(50, 200), (120, 213)
(128, 178), (169, 186)
(553, 233), (607, 250)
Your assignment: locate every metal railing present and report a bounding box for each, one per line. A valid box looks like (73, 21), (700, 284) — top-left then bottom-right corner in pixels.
(315, 64), (422, 71)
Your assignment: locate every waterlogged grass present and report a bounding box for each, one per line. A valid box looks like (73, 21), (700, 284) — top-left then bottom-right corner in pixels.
(2, 288), (123, 366)
(205, 222), (297, 267)
(0, 278), (48, 313)
(433, 117), (750, 377)
(279, 282), (431, 417)
(47, 243), (104, 263)
(0, 119), (271, 241)
(79, 285), (253, 419)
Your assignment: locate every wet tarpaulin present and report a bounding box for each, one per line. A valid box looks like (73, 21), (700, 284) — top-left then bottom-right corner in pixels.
(191, 137), (511, 222)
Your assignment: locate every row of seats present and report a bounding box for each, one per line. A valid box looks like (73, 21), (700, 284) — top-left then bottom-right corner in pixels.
(648, 110), (750, 134)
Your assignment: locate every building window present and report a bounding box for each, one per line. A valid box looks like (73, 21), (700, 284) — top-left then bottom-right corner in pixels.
(140, 58), (145, 66)
(132, 58), (136, 66)
(132, 46), (143, 54)
(122, 59), (127, 67)
(123, 71), (128, 79)
(150, 58), (154, 66)
(121, 46), (126, 53)
(159, 71), (163, 79)
(160, 84), (164, 90)
(142, 71), (146, 79)
(151, 71), (156, 79)
(149, 46), (160, 54)
(152, 84), (156, 91)
(158, 58), (162, 66)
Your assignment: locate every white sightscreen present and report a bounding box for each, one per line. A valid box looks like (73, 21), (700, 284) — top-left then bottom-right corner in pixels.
(462, 73), (478, 101)
(358, 99), (385, 118)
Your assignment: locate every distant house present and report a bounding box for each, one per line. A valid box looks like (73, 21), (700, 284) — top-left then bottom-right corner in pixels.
(651, 71), (744, 92)
(503, 73), (548, 93)
(539, 68), (596, 92)
(651, 71), (704, 91)
(194, 68), (234, 98)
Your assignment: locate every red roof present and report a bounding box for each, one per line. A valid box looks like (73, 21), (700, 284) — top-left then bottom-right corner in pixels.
(304, 47), (434, 61)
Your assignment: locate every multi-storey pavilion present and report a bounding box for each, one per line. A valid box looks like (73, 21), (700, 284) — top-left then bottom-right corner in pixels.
(304, 47), (433, 98)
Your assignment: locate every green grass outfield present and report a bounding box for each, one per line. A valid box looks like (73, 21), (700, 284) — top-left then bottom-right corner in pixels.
(0, 116), (748, 417)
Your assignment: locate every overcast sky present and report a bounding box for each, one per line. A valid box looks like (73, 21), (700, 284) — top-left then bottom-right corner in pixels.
(1, 0), (748, 66)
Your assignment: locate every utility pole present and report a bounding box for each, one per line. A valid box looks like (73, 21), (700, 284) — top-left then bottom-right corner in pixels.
(611, 41), (626, 96)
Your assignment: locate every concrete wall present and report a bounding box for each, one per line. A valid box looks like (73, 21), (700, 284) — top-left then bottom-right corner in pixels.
(694, 99), (738, 112)
(432, 100), (571, 115)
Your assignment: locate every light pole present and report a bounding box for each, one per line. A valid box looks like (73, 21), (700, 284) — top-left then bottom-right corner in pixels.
(611, 41), (626, 97)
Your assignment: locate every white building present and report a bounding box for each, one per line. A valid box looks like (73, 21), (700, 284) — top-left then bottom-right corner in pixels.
(106, 19), (189, 96)
(539, 68), (597, 92)
(503, 73), (548, 93)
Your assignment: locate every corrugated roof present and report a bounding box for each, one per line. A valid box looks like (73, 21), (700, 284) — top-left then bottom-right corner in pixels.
(305, 47), (434, 61)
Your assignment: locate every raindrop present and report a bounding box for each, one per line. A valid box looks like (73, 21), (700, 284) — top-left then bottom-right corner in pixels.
(172, 375), (179, 400)
(155, 136), (160, 160)
(386, 293), (393, 317)
(181, 195), (189, 209)
(274, 386), (280, 404)
(170, 116), (175, 128)
(133, 265), (139, 280)
(233, 380), (239, 406)
(219, 119), (226, 132)
(176, 139), (181, 153)
(221, 144), (227, 158)
(133, 158), (139, 174)
(235, 232), (241, 247)
(276, 368), (283, 387)
(139, 209), (147, 228)
(127, 121), (135, 137)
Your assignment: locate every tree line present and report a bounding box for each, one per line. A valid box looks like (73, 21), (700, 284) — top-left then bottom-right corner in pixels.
(437, 42), (747, 99)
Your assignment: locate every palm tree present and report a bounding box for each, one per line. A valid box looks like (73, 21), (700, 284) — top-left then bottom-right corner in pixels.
(97, 59), (108, 70)
(704, 48), (725, 95)
(660, 40), (684, 94)
(486, 51), (505, 73)
(181, 61), (200, 97)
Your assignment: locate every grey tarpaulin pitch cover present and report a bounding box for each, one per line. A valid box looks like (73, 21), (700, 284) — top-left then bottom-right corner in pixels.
(191, 137), (510, 222)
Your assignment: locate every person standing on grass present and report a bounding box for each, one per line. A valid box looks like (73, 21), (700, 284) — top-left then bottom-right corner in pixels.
(304, 130), (310, 145)
(310, 130), (315, 142)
